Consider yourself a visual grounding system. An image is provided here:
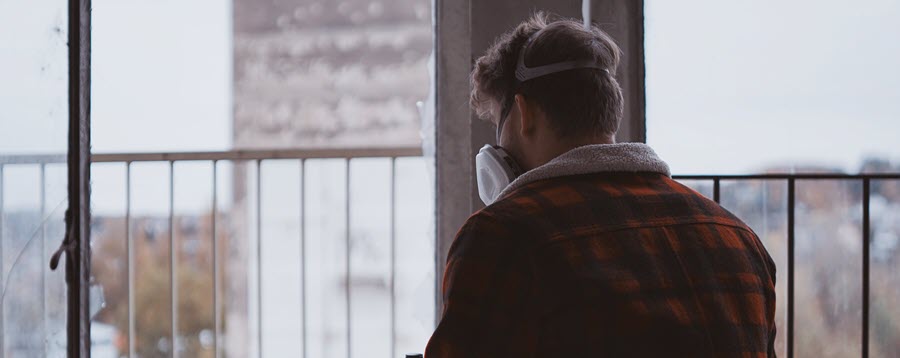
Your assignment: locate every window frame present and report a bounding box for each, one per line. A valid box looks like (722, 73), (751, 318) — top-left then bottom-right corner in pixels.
(60, 0), (92, 355)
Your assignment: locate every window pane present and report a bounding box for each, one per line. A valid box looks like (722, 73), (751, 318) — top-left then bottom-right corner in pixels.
(91, 1), (435, 357)
(0, 0), (69, 355)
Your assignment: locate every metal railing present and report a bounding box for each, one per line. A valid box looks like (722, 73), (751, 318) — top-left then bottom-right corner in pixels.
(101, 147), (421, 358)
(1, 151), (898, 358)
(0, 147), (424, 358)
(673, 173), (900, 358)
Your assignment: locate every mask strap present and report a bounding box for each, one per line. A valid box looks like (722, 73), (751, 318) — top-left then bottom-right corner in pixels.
(497, 104), (510, 144)
(496, 26), (609, 145)
(515, 26), (608, 82)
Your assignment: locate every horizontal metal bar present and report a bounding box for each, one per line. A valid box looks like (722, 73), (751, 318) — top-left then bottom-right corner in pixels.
(94, 147), (424, 162)
(0, 154), (67, 165)
(674, 174), (900, 180)
(0, 147), (423, 164)
(4, 151), (900, 182)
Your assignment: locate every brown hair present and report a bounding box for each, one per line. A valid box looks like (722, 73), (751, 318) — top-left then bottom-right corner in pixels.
(471, 12), (623, 138)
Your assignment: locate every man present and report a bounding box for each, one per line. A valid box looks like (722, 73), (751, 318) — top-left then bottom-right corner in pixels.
(425, 13), (777, 357)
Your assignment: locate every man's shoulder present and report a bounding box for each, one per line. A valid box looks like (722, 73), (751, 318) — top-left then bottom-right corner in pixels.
(487, 172), (755, 234)
(495, 171), (681, 206)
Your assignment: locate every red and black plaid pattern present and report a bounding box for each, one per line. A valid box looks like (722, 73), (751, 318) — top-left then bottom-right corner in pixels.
(426, 173), (777, 358)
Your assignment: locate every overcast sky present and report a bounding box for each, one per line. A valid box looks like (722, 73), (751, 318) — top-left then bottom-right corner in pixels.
(645, 0), (900, 173)
(3, 0), (899, 168)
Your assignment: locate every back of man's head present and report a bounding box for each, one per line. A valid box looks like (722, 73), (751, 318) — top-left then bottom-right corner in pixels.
(471, 12), (624, 140)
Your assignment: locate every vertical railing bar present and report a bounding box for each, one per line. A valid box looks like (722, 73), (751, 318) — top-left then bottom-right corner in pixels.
(170, 160), (177, 358)
(212, 160), (220, 358)
(389, 157), (397, 358)
(345, 158), (352, 358)
(300, 159), (307, 358)
(713, 178), (721, 204)
(39, 163), (47, 356)
(126, 162), (135, 358)
(787, 178), (795, 358)
(256, 159), (263, 358)
(0, 164), (4, 357)
(862, 178), (870, 358)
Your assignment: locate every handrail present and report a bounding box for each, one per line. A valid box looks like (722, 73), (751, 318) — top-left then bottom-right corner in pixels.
(673, 173), (900, 180)
(2, 151), (899, 181)
(671, 173), (898, 358)
(0, 146), (424, 164)
(0, 154), (67, 165)
(2, 149), (897, 357)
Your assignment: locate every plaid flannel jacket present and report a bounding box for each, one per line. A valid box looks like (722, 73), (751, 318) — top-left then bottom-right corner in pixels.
(425, 145), (777, 358)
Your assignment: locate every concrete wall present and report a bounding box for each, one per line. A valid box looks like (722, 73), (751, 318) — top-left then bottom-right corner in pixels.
(591, 0), (646, 143)
(434, 0), (645, 319)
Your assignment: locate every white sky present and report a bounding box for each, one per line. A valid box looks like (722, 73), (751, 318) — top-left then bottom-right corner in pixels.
(3, 0), (899, 169)
(645, 0), (900, 173)
(0, 0), (231, 155)
(90, 0), (232, 153)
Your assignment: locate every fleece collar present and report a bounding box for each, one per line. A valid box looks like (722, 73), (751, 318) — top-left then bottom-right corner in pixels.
(498, 143), (671, 198)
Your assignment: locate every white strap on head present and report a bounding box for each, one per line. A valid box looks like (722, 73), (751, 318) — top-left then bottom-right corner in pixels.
(514, 26), (608, 82)
(497, 24), (610, 144)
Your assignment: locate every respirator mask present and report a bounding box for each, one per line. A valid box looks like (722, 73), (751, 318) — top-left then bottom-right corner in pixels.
(475, 28), (607, 205)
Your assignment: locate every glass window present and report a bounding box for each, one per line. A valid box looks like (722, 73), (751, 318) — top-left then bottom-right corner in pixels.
(0, 0), (70, 356)
(89, 0), (434, 357)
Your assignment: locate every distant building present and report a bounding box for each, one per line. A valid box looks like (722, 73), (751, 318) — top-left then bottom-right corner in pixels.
(233, 0), (431, 149)
(229, 1), (432, 356)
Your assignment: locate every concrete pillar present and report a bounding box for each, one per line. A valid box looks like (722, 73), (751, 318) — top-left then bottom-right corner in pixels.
(591, 0), (646, 143)
(434, 0), (473, 323)
(434, 0), (645, 321)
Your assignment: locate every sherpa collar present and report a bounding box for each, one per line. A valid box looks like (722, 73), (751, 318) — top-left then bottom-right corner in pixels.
(498, 143), (671, 198)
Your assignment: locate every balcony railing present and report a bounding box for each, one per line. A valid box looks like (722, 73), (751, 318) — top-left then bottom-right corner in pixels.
(673, 173), (900, 357)
(1, 150), (898, 357)
(1, 147), (431, 358)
